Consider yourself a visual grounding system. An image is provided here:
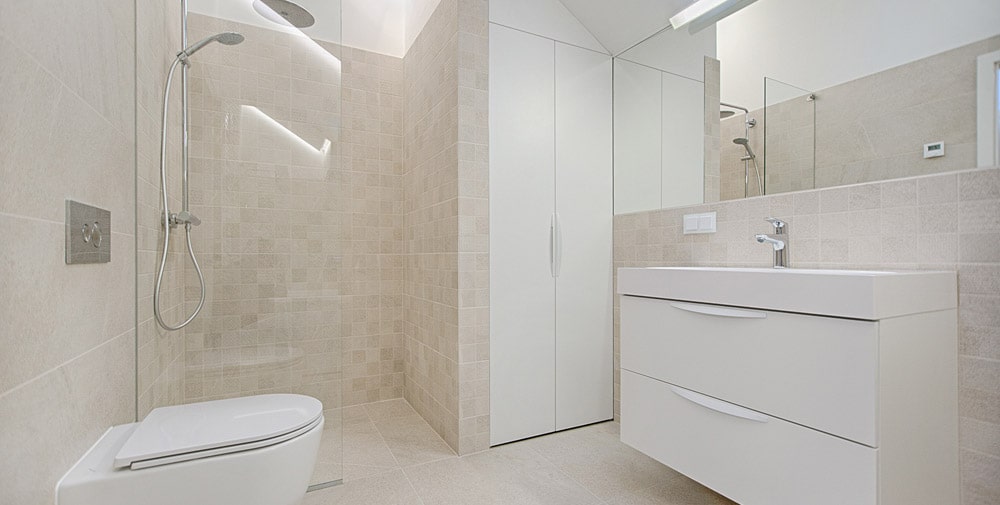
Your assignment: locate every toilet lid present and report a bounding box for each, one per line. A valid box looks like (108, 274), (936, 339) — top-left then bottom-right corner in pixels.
(115, 394), (323, 469)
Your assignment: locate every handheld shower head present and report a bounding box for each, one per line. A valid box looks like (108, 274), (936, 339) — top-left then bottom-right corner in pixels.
(178, 32), (244, 61)
(214, 32), (245, 45)
(733, 137), (756, 160)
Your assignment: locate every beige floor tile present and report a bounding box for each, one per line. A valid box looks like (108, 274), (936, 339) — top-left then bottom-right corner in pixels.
(305, 402), (732, 505)
(343, 404), (373, 424)
(607, 476), (735, 505)
(523, 422), (683, 502)
(373, 413), (457, 467)
(403, 443), (602, 505)
(364, 398), (422, 421)
(302, 470), (422, 505)
(344, 411), (401, 470)
(343, 463), (400, 482)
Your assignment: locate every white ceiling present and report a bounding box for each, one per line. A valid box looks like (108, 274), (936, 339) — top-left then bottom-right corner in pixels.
(557, 0), (695, 55)
(189, 0), (440, 58)
(189, 0), (695, 58)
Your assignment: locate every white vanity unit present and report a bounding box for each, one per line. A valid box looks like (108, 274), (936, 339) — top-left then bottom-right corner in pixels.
(617, 267), (959, 505)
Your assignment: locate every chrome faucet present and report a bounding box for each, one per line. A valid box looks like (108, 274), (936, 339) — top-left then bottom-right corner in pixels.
(755, 217), (788, 268)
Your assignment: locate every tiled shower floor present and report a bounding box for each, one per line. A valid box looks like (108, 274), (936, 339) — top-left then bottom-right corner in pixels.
(305, 399), (733, 505)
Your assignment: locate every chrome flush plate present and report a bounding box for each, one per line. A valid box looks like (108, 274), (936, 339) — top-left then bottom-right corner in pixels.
(65, 200), (111, 264)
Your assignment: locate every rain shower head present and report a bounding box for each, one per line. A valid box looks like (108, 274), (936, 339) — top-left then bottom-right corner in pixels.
(179, 32), (244, 61)
(253, 0), (316, 28)
(720, 110), (736, 119)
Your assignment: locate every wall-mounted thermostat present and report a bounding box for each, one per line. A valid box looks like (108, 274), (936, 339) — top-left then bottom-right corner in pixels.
(923, 142), (945, 159)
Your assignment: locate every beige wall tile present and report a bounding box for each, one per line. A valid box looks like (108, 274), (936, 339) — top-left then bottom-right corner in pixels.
(401, 0), (489, 455)
(0, 331), (135, 505)
(0, 2), (137, 503)
(0, 219), (134, 394)
(961, 450), (1000, 505)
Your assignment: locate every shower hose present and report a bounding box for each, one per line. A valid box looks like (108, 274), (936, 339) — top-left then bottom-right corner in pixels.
(153, 56), (206, 331)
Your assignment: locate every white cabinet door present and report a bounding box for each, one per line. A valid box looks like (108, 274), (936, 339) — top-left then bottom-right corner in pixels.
(621, 371), (877, 505)
(554, 42), (613, 430)
(489, 24), (557, 446)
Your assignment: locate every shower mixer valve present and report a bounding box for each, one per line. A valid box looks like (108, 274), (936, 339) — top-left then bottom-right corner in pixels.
(168, 210), (201, 228)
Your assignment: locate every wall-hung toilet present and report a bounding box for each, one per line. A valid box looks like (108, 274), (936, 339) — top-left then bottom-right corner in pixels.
(57, 394), (324, 505)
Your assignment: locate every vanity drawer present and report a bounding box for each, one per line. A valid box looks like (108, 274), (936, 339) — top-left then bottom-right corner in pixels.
(620, 295), (878, 446)
(621, 371), (876, 505)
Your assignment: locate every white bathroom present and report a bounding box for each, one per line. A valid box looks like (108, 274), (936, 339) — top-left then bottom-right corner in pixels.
(1, 0), (999, 503)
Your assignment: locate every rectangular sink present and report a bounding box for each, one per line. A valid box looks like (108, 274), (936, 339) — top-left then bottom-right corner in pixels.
(617, 267), (957, 320)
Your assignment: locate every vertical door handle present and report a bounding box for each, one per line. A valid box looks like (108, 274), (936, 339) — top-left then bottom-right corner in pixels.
(553, 213), (561, 277)
(550, 213), (557, 277)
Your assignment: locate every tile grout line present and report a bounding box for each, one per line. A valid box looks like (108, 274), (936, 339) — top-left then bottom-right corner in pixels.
(0, 329), (134, 402)
(363, 401), (430, 504)
(399, 465), (428, 505)
(959, 446), (1000, 461)
(518, 430), (616, 505)
(0, 29), (136, 141)
(364, 400), (458, 460)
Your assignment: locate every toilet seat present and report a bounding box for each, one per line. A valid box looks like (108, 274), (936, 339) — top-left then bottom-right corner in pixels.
(115, 394), (323, 470)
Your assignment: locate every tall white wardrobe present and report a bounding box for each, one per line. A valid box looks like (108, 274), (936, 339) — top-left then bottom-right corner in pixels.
(489, 22), (614, 446)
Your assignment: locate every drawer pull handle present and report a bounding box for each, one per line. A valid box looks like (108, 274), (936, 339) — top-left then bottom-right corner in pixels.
(669, 302), (766, 319)
(669, 385), (770, 423)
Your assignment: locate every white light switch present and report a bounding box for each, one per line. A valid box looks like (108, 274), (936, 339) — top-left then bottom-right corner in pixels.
(683, 212), (717, 234)
(683, 215), (699, 233)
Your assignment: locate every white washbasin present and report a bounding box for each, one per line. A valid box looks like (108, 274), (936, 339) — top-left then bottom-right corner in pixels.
(617, 267), (957, 320)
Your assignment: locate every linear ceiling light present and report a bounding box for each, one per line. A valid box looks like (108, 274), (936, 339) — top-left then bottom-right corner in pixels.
(669, 0), (758, 33)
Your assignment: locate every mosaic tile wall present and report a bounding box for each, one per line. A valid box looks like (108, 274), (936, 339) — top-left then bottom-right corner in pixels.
(614, 167), (1000, 504)
(455, 0), (491, 455)
(402, 0), (463, 452)
(178, 14), (351, 411)
(331, 45), (405, 407)
(703, 56), (721, 203)
(402, 0), (490, 455)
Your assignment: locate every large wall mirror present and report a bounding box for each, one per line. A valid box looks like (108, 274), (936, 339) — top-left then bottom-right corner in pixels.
(613, 0), (1000, 214)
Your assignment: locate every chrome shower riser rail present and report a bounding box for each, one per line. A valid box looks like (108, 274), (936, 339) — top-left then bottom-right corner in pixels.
(152, 31), (243, 331)
(153, 56), (206, 332)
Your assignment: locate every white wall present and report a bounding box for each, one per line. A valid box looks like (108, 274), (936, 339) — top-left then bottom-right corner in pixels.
(661, 74), (705, 208)
(343, 0), (405, 56)
(718, 0), (1000, 110)
(617, 23), (716, 81)
(614, 60), (662, 214)
(558, 0), (692, 55)
(489, 0), (607, 53)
